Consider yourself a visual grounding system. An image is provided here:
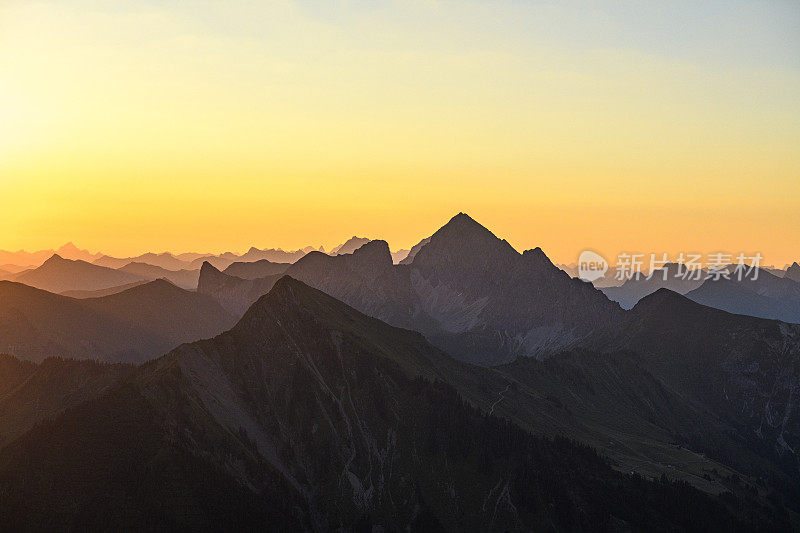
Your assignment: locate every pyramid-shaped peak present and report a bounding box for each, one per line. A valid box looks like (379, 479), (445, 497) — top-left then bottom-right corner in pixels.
(428, 213), (500, 243)
(43, 253), (68, 264)
(442, 212), (489, 232)
(632, 287), (699, 313)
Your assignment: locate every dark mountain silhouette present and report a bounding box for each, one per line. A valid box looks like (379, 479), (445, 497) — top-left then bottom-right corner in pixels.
(200, 214), (624, 365)
(685, 268), (800, 323)
(15, 254), (145, 293)
(785, 261), (800, 283)
(222, 259), (290, 279)
(0, 278), (782, 530)
(403, 213), (624, 364)
(118, 261), (200, 289)
(0, 355), (131, 448)
(601, 263), (706, 309)
(0, 279), (235, 363)
(60, 280), (150, 298)
(197, 262), (284, 316)
(329, 236), (371, 255)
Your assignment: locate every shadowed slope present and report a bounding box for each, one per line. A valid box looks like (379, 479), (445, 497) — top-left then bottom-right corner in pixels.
(0, 277), (780, 531)
(0, 356), (131, 448)
(0, 280), (235, 363)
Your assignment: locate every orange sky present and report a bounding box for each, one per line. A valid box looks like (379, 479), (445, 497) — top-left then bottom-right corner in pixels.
(1, 1), (799, 266)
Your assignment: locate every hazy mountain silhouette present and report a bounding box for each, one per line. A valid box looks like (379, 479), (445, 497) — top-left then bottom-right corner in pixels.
(0, 278), (781, 530)
(329, 236), (371, 255)
(118, 262), (200, 289)
(185, 255), (234, 270)
(684, 267), (800, 323)
(601, 263), (707, 309)
(54, 242), (102, 262)
(14, 254), (146, 293)
(0, 267), (12, 281)
(0, 263), (32, 274)
(0, 355), (131, 448)
(59, 280), (150, 298)
(0, 279), (235, 363)
(398, 236), (430, 264)
(237, 246), (309, 263)
(94, 252), (191, 270)
(222, 259), (290, 279)
(391, 248), (410, 264)
(0, 243), (101, 269)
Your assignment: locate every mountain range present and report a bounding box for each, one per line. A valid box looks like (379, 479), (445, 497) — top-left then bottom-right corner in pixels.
(0, 278), (787, 530)
(200, 213), (624, 365)
(14, 254), (146, 293)
(685, 268), (800, 324)
(1, 212), (799, 529)
(0, 279), (235, 363)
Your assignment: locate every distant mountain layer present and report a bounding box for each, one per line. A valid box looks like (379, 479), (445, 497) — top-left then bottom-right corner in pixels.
(0, 278), (780, 530)
(0, 279), (236, 363)
(601, 263), (706, 309)
(329, 236), (370, 255)
(602, 264), (800, 323)
(118, 262), (200, 289)
(14, 255), (145, 293)
(222, 259), (290, 280)
(60, 280), (150, 299)
(0, 243), (101, 268)
(685, 268), (800, 324)
(391, 248), (410, 264)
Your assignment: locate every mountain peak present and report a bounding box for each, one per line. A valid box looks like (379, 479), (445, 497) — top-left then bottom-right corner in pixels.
(351, 239), (391, 263)
(632, 287), (700, 314)
(785, 261), (800, 283)
(441, 212), (488, 234)
(43, 253), (67, 265)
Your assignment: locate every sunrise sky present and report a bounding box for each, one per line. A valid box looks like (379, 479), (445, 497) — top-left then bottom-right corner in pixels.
(1, 1), (799, 265)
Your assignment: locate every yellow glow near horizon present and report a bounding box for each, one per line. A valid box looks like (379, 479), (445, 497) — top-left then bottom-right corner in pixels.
(1, 1), (799, 265)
